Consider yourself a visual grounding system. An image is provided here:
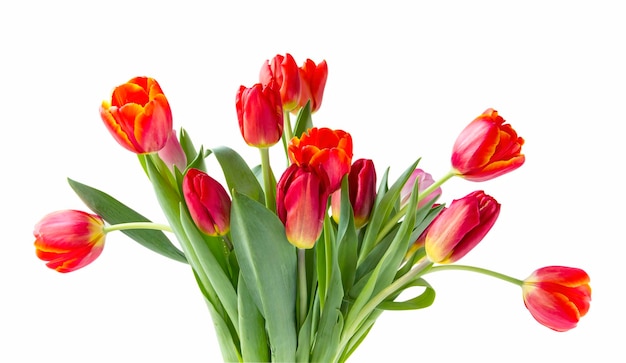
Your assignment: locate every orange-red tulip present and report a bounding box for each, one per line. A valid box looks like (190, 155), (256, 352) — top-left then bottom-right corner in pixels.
(34, 210), (106, 273)
(100, 77), (173, 154)
(451, 108), (525, 181)
(288, 127), (353, 192)
(522, 266), (591, 332)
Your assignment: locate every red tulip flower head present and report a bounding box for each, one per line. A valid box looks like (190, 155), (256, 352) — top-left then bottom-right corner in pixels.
(259, 53), (301, 112)
(288, 127), (353, 192)
(276, 164), (330, 249)
(296, 58), (328, 113)
(183, 168), (232, 237)
(331, 158), (377, 228)
(34, 210), (106, 273)
(100, 76), (173, 154)
(158, 129), (187, 173)
(451, 108), (525, 181)
(522, 266), (591, 332)
(236, 82), (284, 148)
(425, 190), (500, 263)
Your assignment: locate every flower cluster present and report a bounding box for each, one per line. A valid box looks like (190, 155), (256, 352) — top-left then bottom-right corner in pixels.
(33, 53), (591, 362)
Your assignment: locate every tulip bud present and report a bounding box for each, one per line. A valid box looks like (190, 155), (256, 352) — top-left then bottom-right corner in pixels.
(276, 164), (330, 249)
(451, 108), (525, 182)
(259, 53), (301, 112)
(100, 76), (173, 154)
(425, 190), (500, 263)
(331, 158), (377, 228)
(400, 168), (442, 210)
(182, 168), (231, 236)
(522, 266), (591, 332)
(158, 129), (187, 173)
(34, 210), (106, 273)
(236, 82), (284, 148)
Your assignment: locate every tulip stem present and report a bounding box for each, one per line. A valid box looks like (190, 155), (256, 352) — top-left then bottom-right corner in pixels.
(259, 147), (276, 213)
(425, 264), (523, 286)
(103, 222), (173, 234)
(297, 248), (308, 328)
(420, 169), (456, 201)
(284, 111), (294, 143)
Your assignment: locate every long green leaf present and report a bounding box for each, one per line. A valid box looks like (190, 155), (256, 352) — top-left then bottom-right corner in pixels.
(212, 146), (264, 204)
(230, 191), (297, 362)
(67, 178), (187, 263)
(378, 278), (436, 310)
(237, 275), (270, 362)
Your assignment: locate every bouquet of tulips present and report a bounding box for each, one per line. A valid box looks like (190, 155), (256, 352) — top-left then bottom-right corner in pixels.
(33, 53), (591, 363)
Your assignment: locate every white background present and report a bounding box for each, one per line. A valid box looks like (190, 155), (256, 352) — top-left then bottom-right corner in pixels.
(1, 1), (623, 362)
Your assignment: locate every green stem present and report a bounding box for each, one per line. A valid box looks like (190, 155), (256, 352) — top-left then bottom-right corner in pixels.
(336, 259), (433, 362)
(103, 221), (173, 234)
(374, 169), (457, 246)
(425, 264), (524, 286)
(297, 248), (307, 328)
(259, 147), (276, 213)
(284, 111), (294, 142)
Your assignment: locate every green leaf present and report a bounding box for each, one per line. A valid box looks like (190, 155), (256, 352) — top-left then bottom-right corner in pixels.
(293, 101), (313, 138)
(237, 275), (270, 362)
(378, 278), (436, 310)
(212, 146), (264, 204)
(230, 191), (297, 362)
(67, 178), (187, 264)
(336, 176), (358, 294)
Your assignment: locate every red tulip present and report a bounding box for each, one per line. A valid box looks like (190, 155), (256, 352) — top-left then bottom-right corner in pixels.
(522, 266), (591, 332)
(158, 129), (187, 173)
(34, 210), (106, 273)
(236, 82), (283, 147)
(100, 76), (173, 154)
(331, 158), (377, 228)
(296, 58), (328, 113)
(276, 164), (330, 249)
(182, 168), (231, 236)
(451, 108), (525, 181)
(425, 190), (500, 263)
(259, 53), (301, 112)
(288, 127), (353, 192)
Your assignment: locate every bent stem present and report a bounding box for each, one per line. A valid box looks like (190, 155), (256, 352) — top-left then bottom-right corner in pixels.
(425, 264), (524, 286)
(103, 221), (173, 234)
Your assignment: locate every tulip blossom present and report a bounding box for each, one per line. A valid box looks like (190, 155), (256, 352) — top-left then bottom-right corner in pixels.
(400, 169), (442, 209)
(425, 190), (500, 263)
(276, 164), (330, 249)
(182, 168), (231, 236)
(158, 129), (187, 173)
(331, 158), (377, 228)
(296, 58), (328, 113)
(522, 266), (591, 332)
(100, 76), (173, 154)
(451, 108), (525, 182)
(236, 82), (284, 147)
(259, 53), (301, 112)
(288, 127), (353, 192)
(34, 210), (106, 273)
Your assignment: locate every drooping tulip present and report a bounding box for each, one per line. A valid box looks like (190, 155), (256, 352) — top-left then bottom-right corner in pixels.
(424, 190), (500, 263)
(236, 82), (284, 147)
(451, 108), (525, 182)
(34, 210), (106, 273)
(182, 168), (232, 236)
(100, 76), (173, 154)
(522, 266), (591, 332)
